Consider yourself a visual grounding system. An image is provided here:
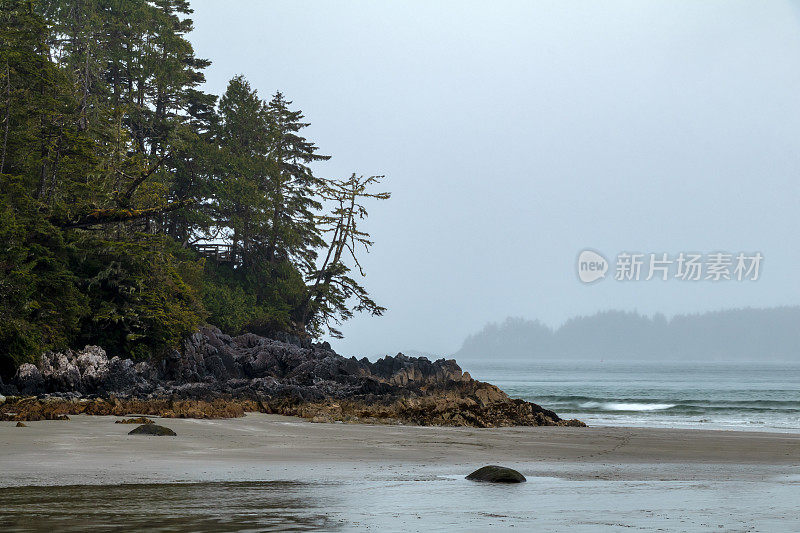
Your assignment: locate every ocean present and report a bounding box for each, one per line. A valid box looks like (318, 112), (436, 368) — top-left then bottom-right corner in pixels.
(463, 360), (800, 432)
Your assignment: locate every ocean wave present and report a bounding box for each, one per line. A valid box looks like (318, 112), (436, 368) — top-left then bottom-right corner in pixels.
(526, 394), (800, 414)
(477, 364), (800, 431)
(578, 401), (676, 412)
(524, 391), (800, 412)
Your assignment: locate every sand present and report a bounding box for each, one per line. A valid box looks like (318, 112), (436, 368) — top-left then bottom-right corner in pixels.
(1, 414), (799, 531)
(1, 413), (798, 484)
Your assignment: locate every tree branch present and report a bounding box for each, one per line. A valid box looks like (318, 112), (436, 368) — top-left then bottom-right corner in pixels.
(118, 152), (170, 204)
(55, 198), (194, 229)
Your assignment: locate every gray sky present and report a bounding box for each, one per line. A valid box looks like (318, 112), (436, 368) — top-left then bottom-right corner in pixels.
(189, 1), (800, 358)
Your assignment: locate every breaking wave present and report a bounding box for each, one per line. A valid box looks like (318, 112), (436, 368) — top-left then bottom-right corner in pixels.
(578, 401), (676, 412)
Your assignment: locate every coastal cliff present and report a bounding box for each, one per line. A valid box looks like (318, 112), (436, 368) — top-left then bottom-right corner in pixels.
(0, 327), (584, 428)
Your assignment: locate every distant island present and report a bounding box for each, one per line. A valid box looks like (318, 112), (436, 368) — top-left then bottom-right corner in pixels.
(454, 307), (800, 362)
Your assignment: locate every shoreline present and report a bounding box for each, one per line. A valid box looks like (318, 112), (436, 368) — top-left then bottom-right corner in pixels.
(2, 413), (798, 488)
(4, 413), (798, 531)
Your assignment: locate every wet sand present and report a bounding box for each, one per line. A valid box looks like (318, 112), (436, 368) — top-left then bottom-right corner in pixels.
(1, 414), (799, 531)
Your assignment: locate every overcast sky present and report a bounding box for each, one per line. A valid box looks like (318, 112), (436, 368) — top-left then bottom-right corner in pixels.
(189, 1), (800, 358)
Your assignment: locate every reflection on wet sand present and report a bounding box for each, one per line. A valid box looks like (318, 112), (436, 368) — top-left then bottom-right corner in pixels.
(0, 481), (341, 532)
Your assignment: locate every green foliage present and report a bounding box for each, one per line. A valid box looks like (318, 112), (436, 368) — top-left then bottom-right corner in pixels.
(74, 236), (207, 360)
(201, 261), (258, 334)
(0, 176), (88, 374)
(0, 1), (389, 377)
(202, 259), (307, 337)
(202, 278), (257, 335)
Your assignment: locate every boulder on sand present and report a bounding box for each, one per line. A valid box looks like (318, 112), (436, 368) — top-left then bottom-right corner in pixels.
(128, 424), (176, 436)
(15, 422), (27, 427)
(466, 465), (526, 483)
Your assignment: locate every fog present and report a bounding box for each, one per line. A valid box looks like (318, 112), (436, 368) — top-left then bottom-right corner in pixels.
(189, 1), (800, 357)
(454, 307), (800, 362)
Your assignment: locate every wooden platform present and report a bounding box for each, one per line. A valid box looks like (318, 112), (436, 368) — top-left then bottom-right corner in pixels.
(193, 243), (239, 264)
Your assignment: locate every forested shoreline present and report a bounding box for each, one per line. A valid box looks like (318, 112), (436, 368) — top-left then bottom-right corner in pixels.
(456, 307), (800, 361)
(0, 0), (388, 377)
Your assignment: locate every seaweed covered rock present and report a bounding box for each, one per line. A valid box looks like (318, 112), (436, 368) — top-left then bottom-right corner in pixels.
(4, 326), (584, 428)
(116, 417), (154, 424)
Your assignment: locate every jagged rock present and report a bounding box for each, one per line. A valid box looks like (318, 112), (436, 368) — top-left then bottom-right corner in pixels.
(129, 424), (176, 436)
(5, 326), (583, 428)
(14, 364), (44, 395)
(106, 357), (137, 392)
(466, 465), (526, 483)
(76, 346), (110, 389)
(40, 351), (82, 390)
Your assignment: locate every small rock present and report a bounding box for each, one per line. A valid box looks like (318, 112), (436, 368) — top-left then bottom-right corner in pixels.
(128, 424), (176, 436)
(54, 414), (70, 421)
(15, 422), (27, 427)
(466, 465), (526, 483)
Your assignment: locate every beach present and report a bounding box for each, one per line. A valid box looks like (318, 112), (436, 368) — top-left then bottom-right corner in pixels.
(2, 414), (799, 531)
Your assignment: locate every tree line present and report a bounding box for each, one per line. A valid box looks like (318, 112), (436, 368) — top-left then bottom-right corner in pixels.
(0, 0), (389, 376)
(455, 308), (800, 361)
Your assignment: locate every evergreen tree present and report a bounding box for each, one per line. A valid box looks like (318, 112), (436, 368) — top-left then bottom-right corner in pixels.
(214, 76), (271, 266)
(0, 0), (94, 208)
(264, 92), (330, 271)
(301, 174), (390, 337)
(39, 0), (214, 220)
(0, 2), (390, 375)
(208, 78), (309, 335)
(0, 1), (89, 372)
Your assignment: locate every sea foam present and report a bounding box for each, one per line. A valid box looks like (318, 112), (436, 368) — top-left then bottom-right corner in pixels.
(579, 401), (676, 412)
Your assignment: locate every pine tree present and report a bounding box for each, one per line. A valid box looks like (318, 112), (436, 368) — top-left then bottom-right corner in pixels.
(300, 174), (390, 337)
(38, 0), (215, 221)
(0, 1), (89, 372)
(214, 75), (272, 269)
(264, 92), (330, 272)
(0, 0), (89, 204)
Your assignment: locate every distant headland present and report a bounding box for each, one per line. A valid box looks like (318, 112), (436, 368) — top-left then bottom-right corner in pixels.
(455, 307), (800, 362)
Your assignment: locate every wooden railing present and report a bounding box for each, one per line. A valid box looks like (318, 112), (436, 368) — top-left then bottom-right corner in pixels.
(193, 243), (239, 264)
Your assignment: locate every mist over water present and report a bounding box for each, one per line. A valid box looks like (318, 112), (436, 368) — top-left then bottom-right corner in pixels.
(455, 307), (800, 362)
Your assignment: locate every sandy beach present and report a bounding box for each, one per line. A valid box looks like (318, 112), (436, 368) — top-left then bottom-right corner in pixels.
(2, 414), (799, 531)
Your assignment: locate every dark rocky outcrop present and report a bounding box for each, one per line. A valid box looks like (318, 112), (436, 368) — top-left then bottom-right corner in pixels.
(128, 424), (176, 436)
(0, 326), (585, 428)
(15, 421), (27, 427)
(466, 465), (526, 483)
